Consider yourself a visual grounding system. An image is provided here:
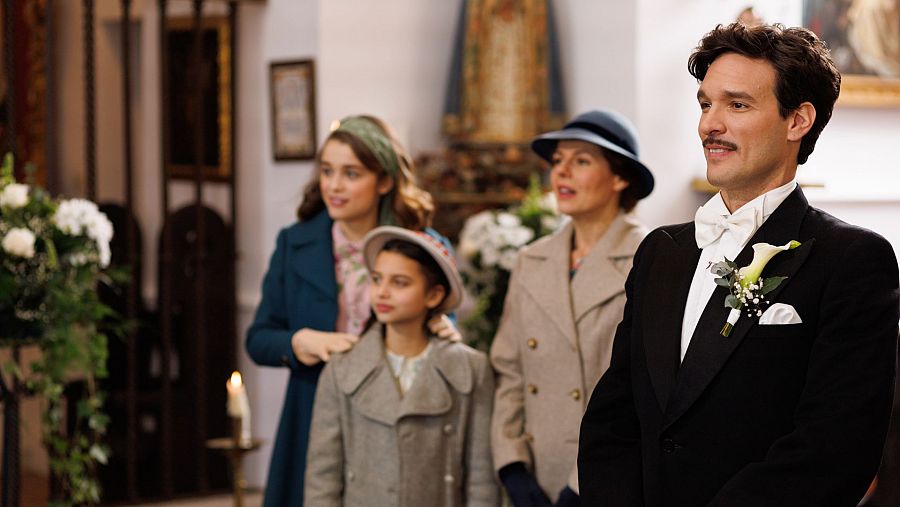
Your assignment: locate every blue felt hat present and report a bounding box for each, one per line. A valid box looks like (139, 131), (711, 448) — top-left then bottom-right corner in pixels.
(531, 109), (655, 200)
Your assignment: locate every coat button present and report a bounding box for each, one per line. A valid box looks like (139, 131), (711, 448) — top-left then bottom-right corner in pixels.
(524, 432), (534, 443)
(347, 470), (355, 481)
(527, 384), (538, 394)
(444, 474), (455, 484)
(280, 355), (290, 365)
(527, 338), (538, 349)
(443, 424), (454, 435)
(570, 389), (581, 401)
(661, 438), (677, 454)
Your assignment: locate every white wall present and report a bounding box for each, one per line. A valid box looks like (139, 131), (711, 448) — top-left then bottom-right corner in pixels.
(234, 0), (320, 487)
(554, 1), (638, 123)
(317, 0), (460, 152)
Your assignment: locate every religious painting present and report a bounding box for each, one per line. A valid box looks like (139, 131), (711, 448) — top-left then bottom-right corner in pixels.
(443, 0), (566, 144)
(0, 0), (49, 186)
(804, 0), (900, 106)
(269, 59), (317, 161)
(165, 17), (233, 180)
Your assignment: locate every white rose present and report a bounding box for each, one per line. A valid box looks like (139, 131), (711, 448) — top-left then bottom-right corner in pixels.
(0, 183), (29, 209)
(480, 245), (500, 267)
(539, 192), (558, 213)
(500, 225), (534, 248)
(541, 215), (562, 232)
(496, 212), (520, 228)
(498, 249), (520, 271)
(97, 240), (111, 268)
(2, 227), (36, 259)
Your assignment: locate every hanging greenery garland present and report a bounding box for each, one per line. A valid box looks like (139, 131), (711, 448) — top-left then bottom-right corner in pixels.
(0, 153), (121, 505)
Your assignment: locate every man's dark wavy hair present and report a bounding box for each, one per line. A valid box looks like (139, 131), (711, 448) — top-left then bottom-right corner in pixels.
(688, 23), (841, 165)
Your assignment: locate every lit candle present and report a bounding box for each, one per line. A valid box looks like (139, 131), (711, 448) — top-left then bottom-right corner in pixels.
(226, 370), (252, 443)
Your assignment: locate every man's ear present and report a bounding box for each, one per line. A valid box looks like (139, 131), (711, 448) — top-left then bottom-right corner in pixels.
(787, 102), (816, 142)
(424, 285), (447, 310)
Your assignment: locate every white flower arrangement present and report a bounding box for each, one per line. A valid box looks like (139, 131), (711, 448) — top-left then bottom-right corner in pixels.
(459, 210), (535, 271)
(0, 154), (115, 504)
(458, 175), (564, 349)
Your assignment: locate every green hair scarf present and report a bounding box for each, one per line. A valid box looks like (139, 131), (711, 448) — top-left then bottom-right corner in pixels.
(335, 116), (402, 225)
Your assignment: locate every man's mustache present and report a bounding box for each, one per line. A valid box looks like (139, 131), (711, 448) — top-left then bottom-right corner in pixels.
(703, 137), (738, 151)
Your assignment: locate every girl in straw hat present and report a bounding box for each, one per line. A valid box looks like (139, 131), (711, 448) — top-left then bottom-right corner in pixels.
(305, 226), (498, 507)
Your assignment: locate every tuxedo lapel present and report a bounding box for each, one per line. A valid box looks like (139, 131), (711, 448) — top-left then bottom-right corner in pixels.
(642, 224), (701, 412)
(664, 187), (813, 428)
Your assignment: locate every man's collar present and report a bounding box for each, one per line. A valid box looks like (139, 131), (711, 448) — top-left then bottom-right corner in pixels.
(705, 180), (797, 219)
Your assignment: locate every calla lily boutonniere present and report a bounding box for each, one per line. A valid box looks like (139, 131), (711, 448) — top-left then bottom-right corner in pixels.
(711, 240), (801, 337)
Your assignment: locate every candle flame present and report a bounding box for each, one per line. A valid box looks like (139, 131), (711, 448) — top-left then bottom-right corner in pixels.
(230, 370), (243, 388)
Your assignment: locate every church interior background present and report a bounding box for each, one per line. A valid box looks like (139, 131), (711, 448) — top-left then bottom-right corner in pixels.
(1, 0), (899, 505)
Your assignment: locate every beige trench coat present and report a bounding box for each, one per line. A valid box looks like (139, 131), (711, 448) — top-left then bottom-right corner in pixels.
(490, 214), (647, 499)
(305, 325), (499, 507)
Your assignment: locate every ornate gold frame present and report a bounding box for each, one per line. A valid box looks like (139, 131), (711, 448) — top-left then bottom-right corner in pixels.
(838, 75), (900, 108)
(165, 16), (232, 180)
(803, 0), (900, 108)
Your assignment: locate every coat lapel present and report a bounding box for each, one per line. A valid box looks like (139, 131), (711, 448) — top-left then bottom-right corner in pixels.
(663, 187), (813, 428)
(570, 214), (645, 323)
(518, 222), (579, 347)
(337, 327), (459, 425)
(641, 223), (701, 412)
(397, 342), (458, 419)
(336, 326), (401, 426)
(288, 212), (338, 301)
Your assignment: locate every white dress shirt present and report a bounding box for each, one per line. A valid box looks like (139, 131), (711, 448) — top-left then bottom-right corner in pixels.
(680, 181), (797, 361)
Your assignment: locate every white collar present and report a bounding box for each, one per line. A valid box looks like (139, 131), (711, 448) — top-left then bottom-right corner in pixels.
(702, 180), (797, 221)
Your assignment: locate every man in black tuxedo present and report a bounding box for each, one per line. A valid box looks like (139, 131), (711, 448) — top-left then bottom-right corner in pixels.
(578, 22), (900, 506)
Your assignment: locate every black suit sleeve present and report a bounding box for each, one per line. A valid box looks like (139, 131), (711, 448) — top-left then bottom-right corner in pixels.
(710, 231), (900, 506)
(578, 234), (649, 506)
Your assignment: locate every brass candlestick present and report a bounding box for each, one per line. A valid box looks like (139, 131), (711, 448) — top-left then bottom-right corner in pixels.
(206, 417), (262, 507)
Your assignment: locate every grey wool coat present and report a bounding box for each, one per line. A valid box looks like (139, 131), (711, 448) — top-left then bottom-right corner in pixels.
(490, 214), (647, 499)
(305, 324), (499, 507)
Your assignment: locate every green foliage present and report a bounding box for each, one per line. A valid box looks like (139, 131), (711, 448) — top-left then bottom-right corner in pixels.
(0, 154), (117, 505)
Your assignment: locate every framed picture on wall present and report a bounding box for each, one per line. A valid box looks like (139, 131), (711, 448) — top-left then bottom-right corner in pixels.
(270, 59), (317, 161)
(803, 0), (900, 107)
(165, 16), (233, 180)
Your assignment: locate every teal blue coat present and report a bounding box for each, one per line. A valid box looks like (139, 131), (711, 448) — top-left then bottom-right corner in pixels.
(247, 211), (337, 507)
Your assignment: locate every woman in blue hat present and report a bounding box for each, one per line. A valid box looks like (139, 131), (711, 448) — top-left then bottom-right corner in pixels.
(490, 109), (655, 507)
(246, 115), (459, 506)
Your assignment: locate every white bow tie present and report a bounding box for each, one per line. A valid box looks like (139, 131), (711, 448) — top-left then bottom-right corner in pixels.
(694, 204), (760, 249)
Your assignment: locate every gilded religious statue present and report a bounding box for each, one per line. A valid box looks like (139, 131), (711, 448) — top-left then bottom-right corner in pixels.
(422, 0), (567, 242)
(444, 0), (566, 145)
